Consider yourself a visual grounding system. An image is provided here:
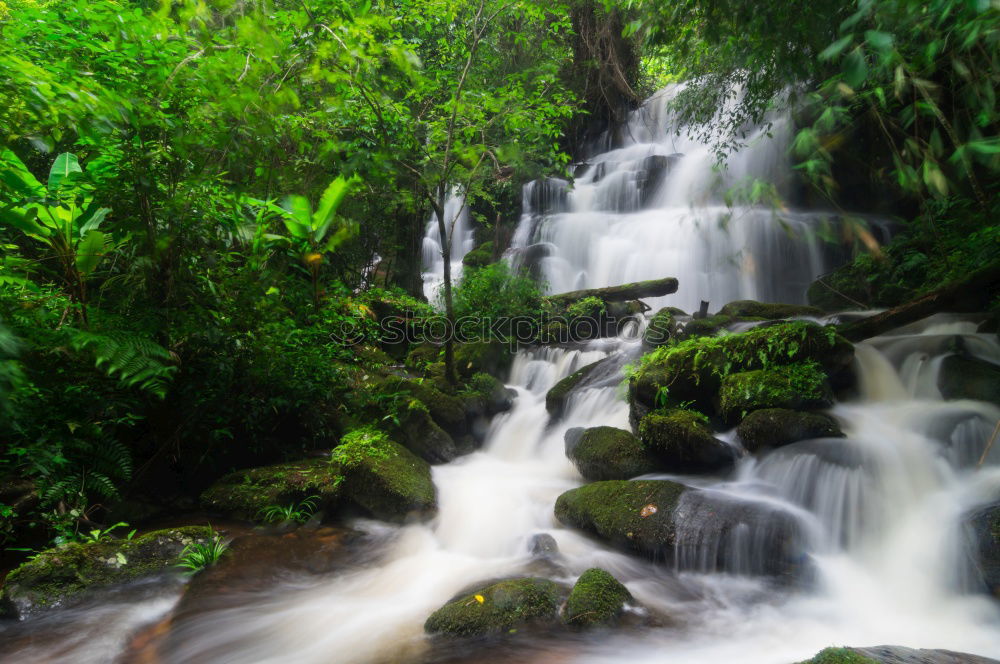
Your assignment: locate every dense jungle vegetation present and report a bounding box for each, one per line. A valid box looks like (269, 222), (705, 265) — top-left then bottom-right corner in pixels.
(0, 0), (998, 563)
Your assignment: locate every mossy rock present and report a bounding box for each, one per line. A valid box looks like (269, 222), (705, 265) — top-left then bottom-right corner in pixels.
(718, 300), (824, 320)
(554, 480), (686, 559)
(938, 355), (1000, 407)
(677, 314), (737, 340)
(797, 645), (1000, 664)
(630, 321), (852, 417)
(643, 308), (677, 347)
(338, 435), (436, 522)
(393, 405), (461, 464)
(638, 410), (735, 472)
(546, 360), (602, 418)
(424, 577), (561, 637)
(561, 568), (633, 628)
(736, 408), (843, 452)
(0, 526), (213, 619)
(375, 375), (468, 436)
(454, 341), (514, 380)
(796, 647), (881, 664)
(566, 426), (661, 481)
(966, 501), (1000, 598)
(459, 372), (514, 418)
(718, 363), (833, 423)
(461, 241), (494, 269)
(201, 459), (343, 520)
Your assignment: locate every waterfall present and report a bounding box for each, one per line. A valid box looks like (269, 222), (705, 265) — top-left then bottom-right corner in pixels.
(507, 85), (884, 313)
(420, 190), (475, 305)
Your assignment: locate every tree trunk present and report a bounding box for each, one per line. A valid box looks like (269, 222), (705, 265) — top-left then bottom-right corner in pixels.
(432, 188), (458, 385)
(545, 277), (679, 309)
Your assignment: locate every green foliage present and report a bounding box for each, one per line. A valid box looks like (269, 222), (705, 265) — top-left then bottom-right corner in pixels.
(81, 521), (135, 544)
(177, 533), (230, 574)
(452, 262), (545, 338)
(68, 329), (175, 398)
(257, 496), (320, 525)
(331, 426), (392, 468)
(566, 296), (607, 319)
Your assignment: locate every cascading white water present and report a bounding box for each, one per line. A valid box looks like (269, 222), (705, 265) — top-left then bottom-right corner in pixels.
(508, 85), (881, 313)
(421, 190), (476, 305)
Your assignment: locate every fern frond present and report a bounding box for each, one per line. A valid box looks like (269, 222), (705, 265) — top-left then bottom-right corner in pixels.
(68, 329), (176, 398)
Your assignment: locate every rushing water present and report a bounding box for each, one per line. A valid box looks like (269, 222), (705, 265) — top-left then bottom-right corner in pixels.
(421, 191), (475, 305)
(3, 88), (999, 663)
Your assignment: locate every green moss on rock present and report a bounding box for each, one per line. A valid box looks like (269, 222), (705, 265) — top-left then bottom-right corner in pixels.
(562, 568), (633, 628)
(546, 360), (602, 418)
(631, 321), (852, 417)
(638, 410), (735, 471)
(554, 480), (686, 558)
(643, 308), (677, 347)
(566, 426), (660, 481)
(339, 434), (436, 522)
(454, 341), (514, 380)
(718, 300), (824, 320)
(718, 362), (833, 423)
(796, 647), (880, 664)
(938, 355), (1000, 406)
(736, 408), (843, 452)
(677, 314), (737, 340)
(424, 577), (561, 637)
(1, 526), (213, 619)
(201, 459), (343, 520)
(462, 241), (494, 269)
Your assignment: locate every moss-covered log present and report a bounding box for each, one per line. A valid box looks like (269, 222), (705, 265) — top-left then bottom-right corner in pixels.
(545, 277), (678, 308)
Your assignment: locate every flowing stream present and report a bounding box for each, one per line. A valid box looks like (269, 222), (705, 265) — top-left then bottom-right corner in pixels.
(2, 86), (999, 663)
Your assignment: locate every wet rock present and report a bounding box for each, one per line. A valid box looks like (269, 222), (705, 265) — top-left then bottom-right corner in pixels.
(461, 241), (493, 269)
(0, 526), (213, 620)
(337, 433), (437, 522)
(529, 533), (559, 557)
(631, 321), (853, 417)
(561, 567), (633, 628)
(375, 375), (469, 437)
(424, 577), (562, 637)
(938, 355), (1000, 407)
(395, 406), (462, 464)
(676, 314), (736, 340)
(966, 501), (1000, 597)
(718, 300), (824, 320)
(546, 360), (602, 418)
(736, 408), (843, 452)
(798, 646), (1000, 664)
(454, 341), (514, 380)
(200, 459), (343, 520)
(643, 307), (678, 347)
(718, 363), (834, 424)
(638, 154), (682, 206)
(554, 480), (687, 559)
(638, 410), (736, 472)
(566, 426), (661, 481)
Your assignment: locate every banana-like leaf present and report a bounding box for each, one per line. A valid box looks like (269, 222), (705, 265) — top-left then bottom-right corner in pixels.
(48, 153), (83, 192)
(75, 230), (108, 276)
(78, 204), (110, 236)
(312, 175), (360, 243)
(280, 195), (313, 239)
(0, 148), (44, 197)
(0, 206), (51, 239)
(324, 221), (358, 253)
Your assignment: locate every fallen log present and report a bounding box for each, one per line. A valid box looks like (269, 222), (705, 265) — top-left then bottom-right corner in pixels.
(546, 277), (679, 308)
(838, 263), (1000, 342)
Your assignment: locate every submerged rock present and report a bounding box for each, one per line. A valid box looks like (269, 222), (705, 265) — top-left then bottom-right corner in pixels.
(561, 568), (633, 628)
(939, 354), (1000, 407)
(0, 526), (213, 619)
(200, 459), (343, 520)
(546, 359), (602, 418)
(424, 577), (561, 637)
(336, 433), (437, 522)
(966, 501), (1000, 597)
(718, 363), (833, 423)
(638, 410), (735, 472)
(529, 533), (559, 557)
(566, 426), (661, 480)
(736, 408), (844, 452)
(798, 646), (1000, 664)
(554, 480), (686, 559)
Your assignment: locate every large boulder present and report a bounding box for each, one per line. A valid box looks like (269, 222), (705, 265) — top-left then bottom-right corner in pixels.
(546, 359), (602, 418)
(939, 355), (1000, 407)
(335, 429), (437, 522)
(424, 577), (562, 637)
(566, 426), (661, 481)
(736, 408), (843, 452)
(394, 405), (463, 464)
(643, 307), (678, 347)
(630, 321), (853, 417)
(554, 480), (686, 558)
(561, 567), (633, 628)
(0, 526), (213, 619)
(966, 501), (1000, 597)
(462, 241), (494, 269)
(638, 410), (736, 472)
(200, 459), (343, 520)
(718, 362), (834, 423)
(454, 341), (514, 380)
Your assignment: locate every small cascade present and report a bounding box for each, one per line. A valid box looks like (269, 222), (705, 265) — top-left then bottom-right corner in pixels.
(420, 190), (475, 305)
